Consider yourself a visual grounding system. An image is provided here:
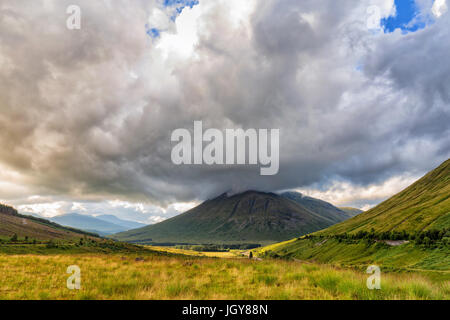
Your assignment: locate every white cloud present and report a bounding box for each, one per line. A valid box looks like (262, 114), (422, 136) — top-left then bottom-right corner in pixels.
(295, 174), (421, 209)
(0, 0), (449, 223)
(155, 4), (201, 60)
(361, 204), (376, 211)
(170, 201), (198, 213)
(147, 7), (172, 31)
(18, 202), (69, 217)
(147, 215), (166, 224)
(432, 0), (448, 17)
(377, 0), (397, 17)
(71, 202), (87, 212)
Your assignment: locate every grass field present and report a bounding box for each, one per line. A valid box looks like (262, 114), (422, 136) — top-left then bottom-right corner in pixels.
(147, 246), (246, 258)
(0, 248), (448, 300)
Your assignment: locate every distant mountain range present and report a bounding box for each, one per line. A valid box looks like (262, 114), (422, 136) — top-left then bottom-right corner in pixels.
(95, 214), (146, 230)
(48, 213), (147, 236)
(113, 190), (360, 245)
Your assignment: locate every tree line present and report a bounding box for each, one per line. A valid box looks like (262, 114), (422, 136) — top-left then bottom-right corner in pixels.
(303, 228), (449, 247)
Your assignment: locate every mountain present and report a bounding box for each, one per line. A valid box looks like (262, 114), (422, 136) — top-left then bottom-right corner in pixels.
(281, 192), (353, 224)
(113, 191), (354, 245)
(50, 213), (127, 236)
(338, 207), (363, 217)
(0, 204), (98, 241)
(318, 158), (450, 235)
(95, 215), (146, 230)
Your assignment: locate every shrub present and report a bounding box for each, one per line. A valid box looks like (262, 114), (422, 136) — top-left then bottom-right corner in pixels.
(46, 240), (58, 248)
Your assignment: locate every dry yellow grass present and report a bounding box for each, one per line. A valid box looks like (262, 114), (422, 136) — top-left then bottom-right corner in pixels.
(0, 253), (448, 300)
(146, 246), (245, 258)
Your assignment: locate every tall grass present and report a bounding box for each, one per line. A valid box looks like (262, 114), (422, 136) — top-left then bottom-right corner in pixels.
(0, 254), (447, 300)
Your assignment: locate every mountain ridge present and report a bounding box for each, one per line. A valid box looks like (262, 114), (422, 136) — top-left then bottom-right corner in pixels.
(95, 214), (147, 230)
(50, 213), (128, 236)
(113, 190), (355, 245)
(281, 191), (354, 224)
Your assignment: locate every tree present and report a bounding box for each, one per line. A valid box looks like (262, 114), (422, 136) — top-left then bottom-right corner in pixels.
(10, 234), (18, 242)
(249, 251), (253, 259)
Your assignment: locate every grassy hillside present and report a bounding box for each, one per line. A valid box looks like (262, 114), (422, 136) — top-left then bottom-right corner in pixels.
(256, 159), (450, 271)
(257, 237), (450, 273)
(113, 191), (348, 245)
(319, 159), (450, 235)
(0, 204), (98, 241)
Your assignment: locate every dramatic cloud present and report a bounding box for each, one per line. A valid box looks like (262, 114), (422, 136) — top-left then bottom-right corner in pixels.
(0, 0), (449, 220)
(295, 173), (421, 211)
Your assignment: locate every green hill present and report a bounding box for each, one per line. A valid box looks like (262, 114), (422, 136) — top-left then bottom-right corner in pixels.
(256, 159), (450, 271)
(257, 237), (450, 272)
(113, 191), (354, 245)
(319, 159), (450, 235)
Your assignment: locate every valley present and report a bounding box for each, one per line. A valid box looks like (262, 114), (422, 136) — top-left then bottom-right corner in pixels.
(0, 159), (448, 300)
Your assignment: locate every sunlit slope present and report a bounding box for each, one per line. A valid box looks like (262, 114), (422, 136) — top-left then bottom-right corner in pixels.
(257, 237), (450, 272)
(318, 159), (450, 235)
(0, 204), (98, 241)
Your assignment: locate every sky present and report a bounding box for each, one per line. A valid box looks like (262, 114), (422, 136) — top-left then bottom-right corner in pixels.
(0, 0), (449, 224)
(382, 0), (425, 32)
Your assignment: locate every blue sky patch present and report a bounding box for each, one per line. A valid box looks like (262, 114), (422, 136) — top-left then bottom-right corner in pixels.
(146, 27), (161, 38)
(381, 0), (426, 33)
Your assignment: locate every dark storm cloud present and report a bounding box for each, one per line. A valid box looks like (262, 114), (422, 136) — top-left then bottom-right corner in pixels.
(0, 0), (449, 208)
